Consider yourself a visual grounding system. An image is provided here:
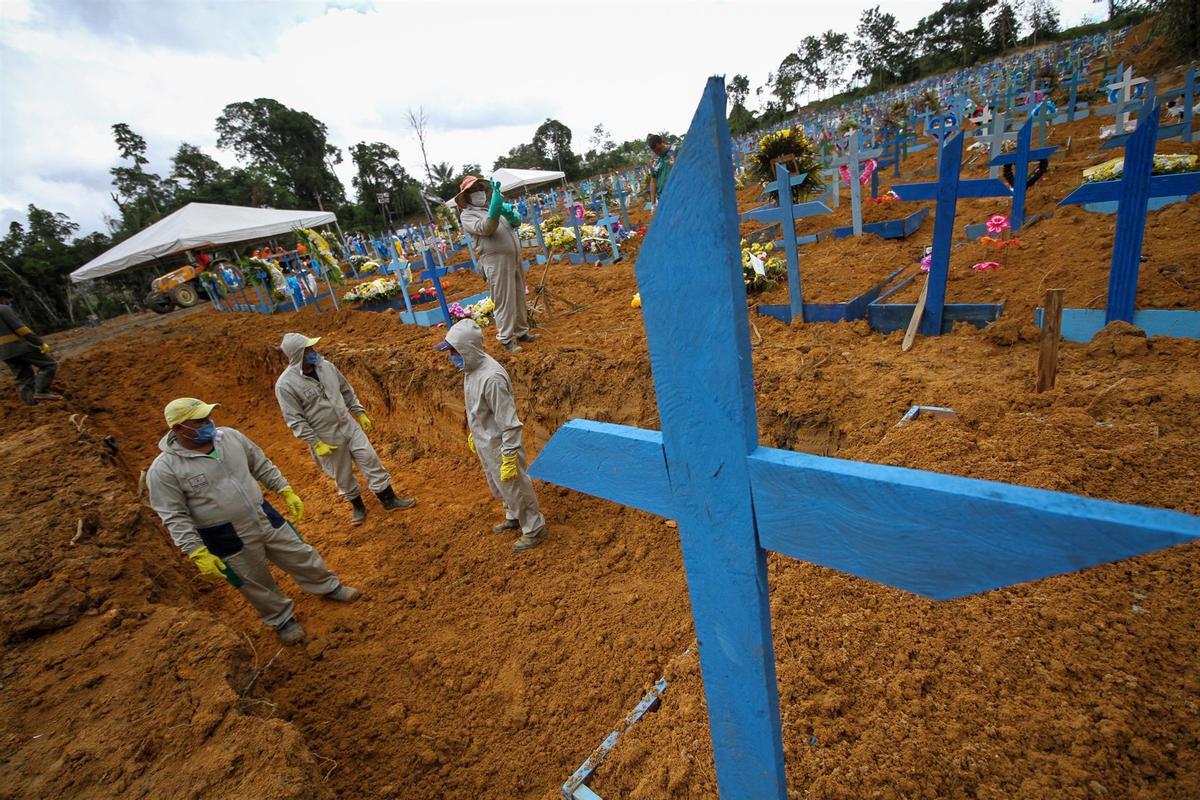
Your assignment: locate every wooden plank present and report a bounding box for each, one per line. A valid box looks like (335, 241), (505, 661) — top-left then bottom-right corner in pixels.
(747, 448), (1200, 601)
(1036, 288), (1065, 392)
(902, 277), (929, 352)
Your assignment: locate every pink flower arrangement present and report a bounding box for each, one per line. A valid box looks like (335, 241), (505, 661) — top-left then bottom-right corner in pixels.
(972, 261), (1001, 272)
(985, 214), (1010, 235)
(919, 255), (932, 272)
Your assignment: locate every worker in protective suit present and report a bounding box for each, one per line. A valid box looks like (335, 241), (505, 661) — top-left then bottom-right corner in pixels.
(0, 288), (62, 405)
(147, 397), (358, 645)
(275, 333), (415, 525)
(436, 319), (546, 551)
(455, 175), (537, 352)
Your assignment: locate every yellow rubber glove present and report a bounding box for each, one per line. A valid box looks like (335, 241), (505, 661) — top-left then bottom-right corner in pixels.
(280, 486), (304, 521)
(467, 432), (476, 454)
(39, 343), (51, 355)
(189, 546), (228, 582)
(356, 413), (373, 433)
(500, 452), (518, 482)
(314, 440), (336, 457)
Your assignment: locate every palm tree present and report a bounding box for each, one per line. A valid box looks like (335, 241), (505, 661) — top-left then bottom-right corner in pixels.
(430, 162), (455, 186)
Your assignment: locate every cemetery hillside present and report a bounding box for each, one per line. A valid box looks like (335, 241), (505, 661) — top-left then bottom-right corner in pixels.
(3, 5), (1200, 800)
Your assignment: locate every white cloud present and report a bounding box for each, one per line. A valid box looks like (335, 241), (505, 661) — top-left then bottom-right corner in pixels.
(1, 0), (1100, 237)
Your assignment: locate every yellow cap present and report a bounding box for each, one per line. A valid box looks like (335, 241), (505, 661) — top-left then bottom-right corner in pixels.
(303, 335), (321, 347)
(164, 397), (219, 427)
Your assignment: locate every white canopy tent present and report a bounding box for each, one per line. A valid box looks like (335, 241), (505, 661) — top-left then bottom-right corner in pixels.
(70, 202), (336, 283)
(442, 167), (567, 207)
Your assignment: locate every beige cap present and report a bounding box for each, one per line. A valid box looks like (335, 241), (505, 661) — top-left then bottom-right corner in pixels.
(164, 397), (219, 428)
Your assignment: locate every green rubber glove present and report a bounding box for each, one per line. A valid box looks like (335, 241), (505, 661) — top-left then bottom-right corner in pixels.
(314, 440), (337, 457)
(501, 203), (522, 227)
(500, 452), (518, 482)
(487, 179), (505, 220)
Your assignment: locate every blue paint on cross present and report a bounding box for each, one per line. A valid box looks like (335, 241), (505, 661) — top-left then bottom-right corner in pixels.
(891, 131), (1011, 336)
(529, 78), (1200, 800)
(1059, 102), (1200, 325)
(989, 115), (1057, 230)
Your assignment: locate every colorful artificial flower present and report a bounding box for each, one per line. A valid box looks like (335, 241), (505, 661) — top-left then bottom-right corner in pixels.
(631, 293), (642, 309)
(919, 255), (932, 272)
(985, 215), (1010, 235)
(972, 261), (1001, 271)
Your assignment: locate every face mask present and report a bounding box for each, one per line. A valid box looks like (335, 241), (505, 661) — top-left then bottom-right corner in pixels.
(469, 191), (487, 206)
(449, 353), (464, 370)
(182, 420), (216, 445)
(304, 352), (323, 367)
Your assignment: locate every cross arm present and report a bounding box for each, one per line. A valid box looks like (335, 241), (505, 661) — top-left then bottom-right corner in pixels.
(955, 178), (1013, 199)
(1059, 172), (1200, 206)
(890, 181), (939, 202)
(740, 200), (833, 224)
(527, 419), (673, 518)
(747, 447), (1200, 600)
(530, 419), (1200, 602)
(989, 145), (1058, 166)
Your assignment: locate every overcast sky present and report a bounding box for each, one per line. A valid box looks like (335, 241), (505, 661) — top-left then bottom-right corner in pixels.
(0, 0), (1101, 237)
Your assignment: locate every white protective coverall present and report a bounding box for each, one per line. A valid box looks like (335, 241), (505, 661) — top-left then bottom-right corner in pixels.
(459, 205), (529, 345)
(275, 333), (391, 499)
(444, 319), (545, 537)
(147, 426), (340, 628)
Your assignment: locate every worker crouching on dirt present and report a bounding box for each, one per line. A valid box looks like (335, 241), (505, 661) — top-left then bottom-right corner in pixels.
(0, 288), (62, 405)
(275, 333), (415, 525)
(436, 319), (546, 551)
(147, 397), (358, 645)
(455, 175), (537, 353)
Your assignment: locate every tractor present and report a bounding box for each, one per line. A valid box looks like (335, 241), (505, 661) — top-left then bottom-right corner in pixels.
(144, 262), (209, 314)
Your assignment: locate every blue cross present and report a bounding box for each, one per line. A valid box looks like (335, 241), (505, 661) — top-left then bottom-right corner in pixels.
(613, 176), (633, 230)
(1060, 68), (1091, 122)
(891, 131), (1012, 336)
(1099, 77), (1158, 149)
(741, 163), (832, 323)
(1059, 102), (1200, 324)
(593, 199), (622, 264)
(991, 115), (1057, 229)
(527, 203), (551, 265)
(826, 132), (874, 236)
(529, 78), (1200, 800)
(924, 110), (959, 146)
(1159, 65), (1198, 144)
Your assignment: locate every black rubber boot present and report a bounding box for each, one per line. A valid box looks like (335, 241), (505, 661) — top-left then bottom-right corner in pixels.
(376, 485), (415, 511)
(350, 495), (367, 525)
(493, 518), (520, 534)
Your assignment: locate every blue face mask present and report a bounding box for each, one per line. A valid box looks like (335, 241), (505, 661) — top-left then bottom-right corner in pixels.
(183, 420), (216, 445)
(304, 351), (323, 367)
(449, 353), (464, 370)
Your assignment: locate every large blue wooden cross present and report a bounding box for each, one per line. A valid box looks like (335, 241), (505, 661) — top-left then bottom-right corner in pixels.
(891, 131), (1011, 336)
(1059, 101), (1200, 328)
(529, 78), (1199, 800)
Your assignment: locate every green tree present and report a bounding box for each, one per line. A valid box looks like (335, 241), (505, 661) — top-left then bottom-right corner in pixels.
(1151, 0), (1200, 57)
(215, 98), (346, 211)
(531, 119), (581, 178)
(819, 31), (851, 98)
(349, 141), (421, 227)
(108, 123), (168, 229)
(1025, 0), (1060, 44)
(990, 2), (1021, 52)
(170, 143), (227, 194)
(854, 6), (903, 90)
